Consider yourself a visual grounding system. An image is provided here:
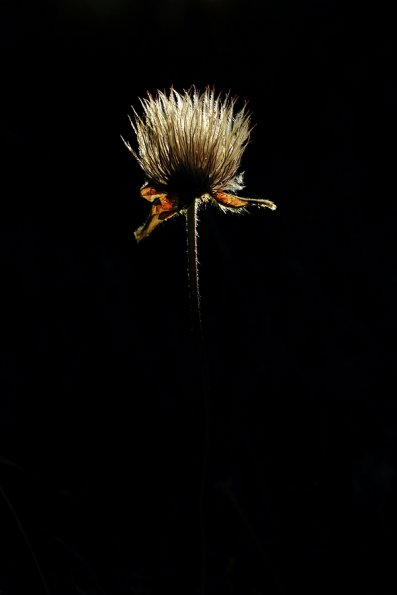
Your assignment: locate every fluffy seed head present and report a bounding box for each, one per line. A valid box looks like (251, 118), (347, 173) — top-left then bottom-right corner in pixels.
(122, 86), (252, 198)
(122, 86), (276, 241)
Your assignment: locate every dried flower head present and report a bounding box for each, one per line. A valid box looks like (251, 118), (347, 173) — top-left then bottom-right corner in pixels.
(122, 87), (276, 241)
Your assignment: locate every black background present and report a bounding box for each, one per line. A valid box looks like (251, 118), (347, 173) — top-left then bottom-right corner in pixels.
(2, 0), (397, 593)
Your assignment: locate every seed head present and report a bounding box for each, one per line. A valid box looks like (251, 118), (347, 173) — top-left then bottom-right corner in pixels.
(122, 86), (276, 241)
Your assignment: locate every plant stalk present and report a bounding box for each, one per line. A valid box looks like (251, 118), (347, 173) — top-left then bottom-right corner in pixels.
(186, 200), (210, 595)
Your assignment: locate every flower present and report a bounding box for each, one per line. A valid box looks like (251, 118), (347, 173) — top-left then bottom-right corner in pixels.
(122, 87), (276, 242)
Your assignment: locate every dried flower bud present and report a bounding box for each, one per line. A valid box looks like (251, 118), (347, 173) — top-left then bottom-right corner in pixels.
(122, 87), (276, 241)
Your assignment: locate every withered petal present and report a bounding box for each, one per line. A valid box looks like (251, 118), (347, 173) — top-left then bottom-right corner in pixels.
(134, 192), (179, 242)
(215, 192), (277, 211)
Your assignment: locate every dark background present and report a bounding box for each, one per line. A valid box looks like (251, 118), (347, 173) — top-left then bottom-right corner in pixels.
(2, 0), (397, 593)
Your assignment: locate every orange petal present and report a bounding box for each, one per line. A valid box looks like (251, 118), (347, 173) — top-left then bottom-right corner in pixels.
(151, 193), (178, 215)
(215, 192), (277, 210)
(140, 185), (164, 202)
(215, 192), (250, 208)
(134, 192), (179, 242)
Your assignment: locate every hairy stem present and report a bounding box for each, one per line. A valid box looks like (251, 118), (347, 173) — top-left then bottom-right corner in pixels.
(186, 200), (210, 595)
(186, 200), (202, 337)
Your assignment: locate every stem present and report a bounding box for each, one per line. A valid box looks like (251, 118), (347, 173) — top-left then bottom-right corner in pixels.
(186, 200), (210, 595)
(186, 200), (202, 337)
